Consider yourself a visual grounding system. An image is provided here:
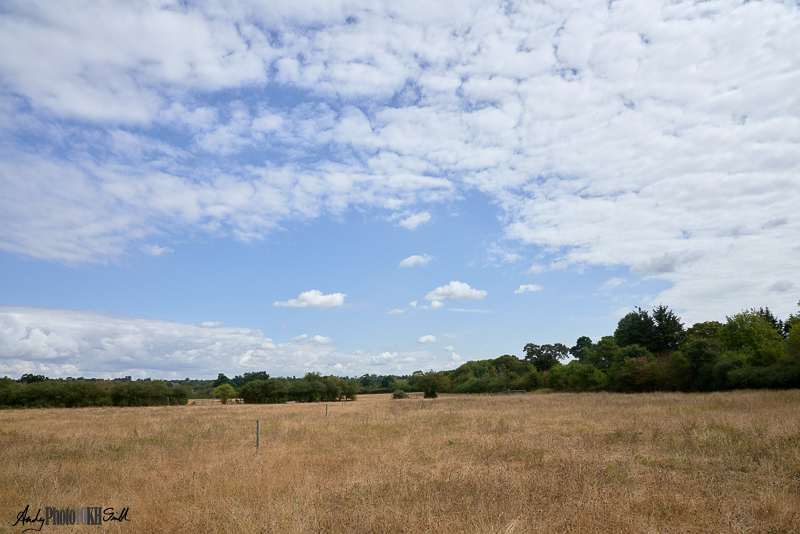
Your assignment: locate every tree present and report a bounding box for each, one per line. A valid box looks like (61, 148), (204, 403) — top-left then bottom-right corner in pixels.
(19, 374), (47, 384)
(721, 310), (782, 359)
(340, 379), (359, 401)
(685, 321), (723, 341)
(788, 323), (800, 359)
(569, 337), (594, 362)
(212, 373), (232, 388)
(492, 355), (526, 375)
(651, 304), (684, 353)
(240, 380), (268, 403)
(408, 370), (424, 388)
(213, 384), (236, 404)
(614, 307), (655, 350)
(586, 336), (622, 369)
(524, 343), (568, 372)
(416, 370), (450, 398)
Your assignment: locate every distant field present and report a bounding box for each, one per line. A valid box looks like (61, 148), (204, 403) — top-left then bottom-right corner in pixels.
(2, 391), (799, 533)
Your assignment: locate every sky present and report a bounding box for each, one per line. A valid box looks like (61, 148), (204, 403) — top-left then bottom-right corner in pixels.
(0, 0), (798, 380)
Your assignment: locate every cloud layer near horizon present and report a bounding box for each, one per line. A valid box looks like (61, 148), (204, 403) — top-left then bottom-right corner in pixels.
(1, 0), (798, 321)
(0, 307), (363, 378)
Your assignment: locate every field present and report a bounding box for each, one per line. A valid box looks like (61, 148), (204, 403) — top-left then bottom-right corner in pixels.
(2, 390), (799, 533)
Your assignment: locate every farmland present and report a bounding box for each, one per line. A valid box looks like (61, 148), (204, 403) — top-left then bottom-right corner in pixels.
(2, 390), (799, 533)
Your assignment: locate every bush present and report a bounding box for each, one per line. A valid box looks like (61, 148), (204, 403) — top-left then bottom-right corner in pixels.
(392, 389), (408, 399)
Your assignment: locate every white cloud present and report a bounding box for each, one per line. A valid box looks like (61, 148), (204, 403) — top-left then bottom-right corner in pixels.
(371, 352), (397, 365)
(0, 306), (343, 378)
(409, 301), (418, 308)
(425, 281), (487, 301)
(600, 278), (627, 291)
(201, 321), (224, 328)
(273, 290), (346, 309)
(514, 284), (543, 294)
(527, 264), (544, 274)
(386, 308), (405, 314)
(399, 253), (433, 267)
(142, 244), (173, 256)
(444, 345), (454, 352)
(449, 308), (491, 313)
(448, 352), (461, 362)
(430, 300), (445, 310)
(487, 243), (521, 265)
(417, 335), (437, 343)
(0, 0), (798, 319)
(398, 212), (432, 230)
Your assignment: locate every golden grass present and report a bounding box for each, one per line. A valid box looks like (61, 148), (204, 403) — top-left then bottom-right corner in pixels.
(2, 390), (800, 533)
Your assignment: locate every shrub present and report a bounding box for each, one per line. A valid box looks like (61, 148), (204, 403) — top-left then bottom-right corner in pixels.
(392, 389), (408, 399)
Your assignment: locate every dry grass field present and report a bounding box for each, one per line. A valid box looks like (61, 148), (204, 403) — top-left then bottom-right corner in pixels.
(1, 390), (799, 533)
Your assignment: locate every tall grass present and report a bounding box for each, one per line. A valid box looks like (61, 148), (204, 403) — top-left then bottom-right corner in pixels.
(1, 390), (799, 533)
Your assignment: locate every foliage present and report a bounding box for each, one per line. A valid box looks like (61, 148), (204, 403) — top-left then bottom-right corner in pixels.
(614, 307), (655, 350)
(392, 389), (408, 399)
(213, 384), (236, 404)
(524, 343), (568, 372)
(569, 336), (594, 362)
(615, 305), (684, 354)
(721, 310), (783, 364)
(416, 370), (450, 398)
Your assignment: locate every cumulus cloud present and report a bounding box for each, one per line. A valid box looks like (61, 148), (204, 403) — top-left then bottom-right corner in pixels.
(425, 281), (487, 301)
(0, 306), (342, 378)
(514, 284), (543, 294)
(417, 335), (437, 343)
(386, 308), (405, 314)
(0, 0), (798, 319)
(487, 243), (521, 265)
(399, 254), (433, 267)
(444, 345), (454, 352)
(448, 352), (461, 362)
(142, 244), (173, 256)
(273, 290), (346, 309)
(398, 212), (431, 230)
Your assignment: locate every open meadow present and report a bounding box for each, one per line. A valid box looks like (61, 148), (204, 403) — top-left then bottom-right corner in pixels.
(2, 390), (800, 533)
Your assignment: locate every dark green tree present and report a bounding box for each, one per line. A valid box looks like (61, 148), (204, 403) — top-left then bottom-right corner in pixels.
(586, 336), (622, 369)
(651, 304), (684, 353)
(416, 370), (450, 398)
(212, 373), (232, 388)
(524, 343), (568, 372)
(569, 336), (594, 362)
(614, 307), (655, 350)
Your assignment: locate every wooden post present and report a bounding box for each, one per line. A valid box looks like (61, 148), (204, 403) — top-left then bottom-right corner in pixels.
(256, 420), (260, 455)
(326, 404), (328, 418)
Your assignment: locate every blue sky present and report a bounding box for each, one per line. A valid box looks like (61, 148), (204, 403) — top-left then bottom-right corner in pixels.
(0, 0), (798, 379)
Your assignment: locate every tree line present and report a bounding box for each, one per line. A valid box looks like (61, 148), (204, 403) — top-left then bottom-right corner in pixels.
(0, 378), (191, 408)
(411, 302), (800, 396)
(2, 301), (798, 407)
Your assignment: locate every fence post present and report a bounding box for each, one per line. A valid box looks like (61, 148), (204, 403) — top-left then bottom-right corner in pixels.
(256, 420), (260, 455)
(326, 404), (328, 418)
